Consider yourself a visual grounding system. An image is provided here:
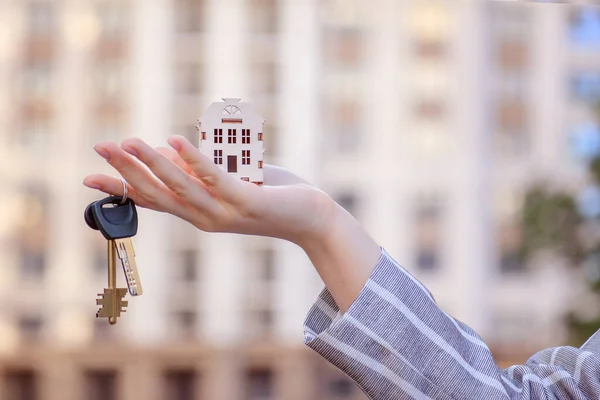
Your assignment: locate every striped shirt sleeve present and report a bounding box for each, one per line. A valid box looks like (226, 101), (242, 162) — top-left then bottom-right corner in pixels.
(303, 247), (600, 400)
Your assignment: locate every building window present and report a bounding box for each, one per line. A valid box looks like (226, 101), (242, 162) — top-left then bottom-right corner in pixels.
(175, 0), (204, 32)
(228, 129), (237, 144)
(214, 128), (223, 143)
(21, 64), (52, 99)
(242, 150), (250, 165)
(16, 185), (48, 280)
(497, 223), (524, 274)
(97, 2), (128, 38)
(414, 39), (446, 59)
(18, 315), (43, 343)
(328, 377), (354, 398)
(19, 114), (53, 150)
(323, 27), (363, 68)
(94, 103), (124, 143)
(329, 100), (361, 153)
(414, 100), (445, 119)
(489, 1), (531, 40)
(93, 246), (106, 275)
(496, 41), (528, 70)
(245, 369), (274, 400)
(174, 310), (197, 339)
(164, 370), (197, 400)
(19, 247), (45, 282)
(493, 312), (533, 345)
(334, 192), (358, 218)
(258, 132), (263, 141)
(214, 149), (223, 164)
(414, 196), (442, 272)
(248, 308), (273, 338)
(495, 72), (527, 100)
(248, 0), (278, 33)
(251, 62), (278, 94)
(176, 63), (202, 94)
(94, 62), (124, 99)
(27, 1), (55, 36)
(489, 1), (531, 158)
(494, 100), (529, 156)
(88, 231), (108, 275)
(95, 36), (126, 63)
(497, 98), (527, 130)
(321, 0), (363, 27)
(85, 370), (117, 400)
(258, 248), (275, 281)
(416, 250), (437, 272)
(258, 160), (263, 168)
(242, 129), (251, 144)
(179, 249), (198, 281)
(5, 369), (38, 400)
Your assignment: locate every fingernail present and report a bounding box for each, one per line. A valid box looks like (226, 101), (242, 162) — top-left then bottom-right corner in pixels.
(168, 138), (182, 151)
(123, 145), (139, 157)
(94, 146), (110, 160)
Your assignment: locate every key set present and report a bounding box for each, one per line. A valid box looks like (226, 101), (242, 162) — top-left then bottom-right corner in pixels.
(85, 195), (143, 324)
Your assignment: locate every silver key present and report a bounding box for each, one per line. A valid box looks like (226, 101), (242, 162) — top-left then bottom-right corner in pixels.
(114, 238), (143, 296)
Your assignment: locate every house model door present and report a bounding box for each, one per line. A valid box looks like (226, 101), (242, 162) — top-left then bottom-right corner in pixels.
(227, 155), (238, 173)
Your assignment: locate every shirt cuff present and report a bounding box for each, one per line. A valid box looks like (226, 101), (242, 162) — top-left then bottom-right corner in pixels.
(302, 247), (451, 400)
(303, 246), (435, 344)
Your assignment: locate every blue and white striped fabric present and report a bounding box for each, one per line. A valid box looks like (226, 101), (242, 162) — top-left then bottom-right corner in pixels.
(304, 248), (600, 399)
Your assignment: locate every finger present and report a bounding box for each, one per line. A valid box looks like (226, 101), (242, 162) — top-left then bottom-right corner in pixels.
(121, 138), (215, 209)
(83, 174), (153, 209)
(83, 174), (198, 224)
(156, 146), (194, 175)
(167, 135), (245, 202)
(93, 141), (179, 211)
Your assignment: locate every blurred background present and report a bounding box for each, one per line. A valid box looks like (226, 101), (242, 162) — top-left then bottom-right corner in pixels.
(1, 0), (600, 399)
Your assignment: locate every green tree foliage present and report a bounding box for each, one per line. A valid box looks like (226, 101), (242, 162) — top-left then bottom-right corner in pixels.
(519, 104), (600, 346)
(519, 186), (582, 264)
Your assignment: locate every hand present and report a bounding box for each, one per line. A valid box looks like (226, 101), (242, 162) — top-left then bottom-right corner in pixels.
(83, 136), (336, 246)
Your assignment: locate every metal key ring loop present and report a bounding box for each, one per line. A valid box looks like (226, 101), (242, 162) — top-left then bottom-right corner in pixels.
(120, 178), (128, 205)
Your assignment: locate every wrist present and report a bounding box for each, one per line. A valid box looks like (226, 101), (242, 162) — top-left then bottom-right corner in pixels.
(296, 198), (381, 313)
(291, 193), (340, 251)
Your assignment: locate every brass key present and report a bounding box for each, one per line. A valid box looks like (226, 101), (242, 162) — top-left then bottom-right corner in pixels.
(96, 239), (128, 324)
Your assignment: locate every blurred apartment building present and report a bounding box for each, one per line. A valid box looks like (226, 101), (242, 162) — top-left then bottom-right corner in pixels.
(0, 0), (599, 399)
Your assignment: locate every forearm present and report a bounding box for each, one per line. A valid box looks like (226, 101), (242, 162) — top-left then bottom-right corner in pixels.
(299, 201), (381, 313)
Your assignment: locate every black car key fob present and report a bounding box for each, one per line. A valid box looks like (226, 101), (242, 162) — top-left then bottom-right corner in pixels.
(85, 196), (138, 240)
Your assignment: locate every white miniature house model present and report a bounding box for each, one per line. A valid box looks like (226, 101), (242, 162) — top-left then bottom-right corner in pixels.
(196, 98), (265, 185)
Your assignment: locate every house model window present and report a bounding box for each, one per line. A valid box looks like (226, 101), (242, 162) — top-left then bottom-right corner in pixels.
(196, 98), (265, 185)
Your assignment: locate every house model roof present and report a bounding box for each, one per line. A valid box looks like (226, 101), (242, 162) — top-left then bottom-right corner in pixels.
(196, 98), (266, 129)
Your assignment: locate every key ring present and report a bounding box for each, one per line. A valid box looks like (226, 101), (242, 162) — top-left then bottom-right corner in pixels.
(120, 178), (128, 205)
